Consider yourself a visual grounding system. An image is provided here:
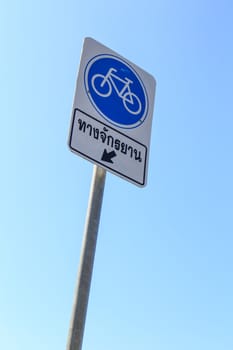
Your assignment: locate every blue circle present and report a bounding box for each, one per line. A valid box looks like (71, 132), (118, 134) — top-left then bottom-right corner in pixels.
(84, 55), (148, 129)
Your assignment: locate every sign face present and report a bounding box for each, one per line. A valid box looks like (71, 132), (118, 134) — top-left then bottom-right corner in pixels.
(69, 38), (156, 187)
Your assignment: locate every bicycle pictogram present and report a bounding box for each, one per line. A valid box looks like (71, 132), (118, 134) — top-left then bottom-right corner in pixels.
(85, 55), (148, 128)
(91, 68), (142, 115)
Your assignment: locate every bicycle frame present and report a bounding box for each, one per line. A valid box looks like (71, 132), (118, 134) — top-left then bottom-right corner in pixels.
(103, 68), (134, 103)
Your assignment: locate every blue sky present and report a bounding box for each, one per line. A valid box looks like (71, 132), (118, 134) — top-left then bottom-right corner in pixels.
(1, 1), (233, 349)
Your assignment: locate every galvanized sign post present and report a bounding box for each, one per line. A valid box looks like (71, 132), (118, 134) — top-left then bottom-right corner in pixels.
(66, 165), (106, 350)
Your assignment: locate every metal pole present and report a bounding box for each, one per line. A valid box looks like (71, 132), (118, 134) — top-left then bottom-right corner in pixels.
(66, 165), (106, 350)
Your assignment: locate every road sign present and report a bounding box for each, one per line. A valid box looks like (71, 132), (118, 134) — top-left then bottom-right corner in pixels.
(69, 37), (156, 187)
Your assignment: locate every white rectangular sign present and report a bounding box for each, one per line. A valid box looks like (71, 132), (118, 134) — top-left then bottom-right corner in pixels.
(68, 38), (156, 187)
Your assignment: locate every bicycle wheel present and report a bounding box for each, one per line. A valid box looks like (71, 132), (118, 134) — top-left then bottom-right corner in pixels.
(122, 92), (142, 115)
(91, 74), (112, 97)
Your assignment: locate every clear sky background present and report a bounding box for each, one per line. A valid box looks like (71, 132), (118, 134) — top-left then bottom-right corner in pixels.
(1, 1), (233, 349)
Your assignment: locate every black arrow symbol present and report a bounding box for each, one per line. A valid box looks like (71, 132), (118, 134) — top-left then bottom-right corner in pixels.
(101, 149), (117, 164)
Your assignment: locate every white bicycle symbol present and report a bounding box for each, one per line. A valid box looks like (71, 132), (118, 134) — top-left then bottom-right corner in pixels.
(91, 67), (142, 115)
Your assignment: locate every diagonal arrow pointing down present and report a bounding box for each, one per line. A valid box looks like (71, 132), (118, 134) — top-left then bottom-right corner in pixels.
(101, 149), (117, 163)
